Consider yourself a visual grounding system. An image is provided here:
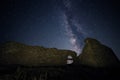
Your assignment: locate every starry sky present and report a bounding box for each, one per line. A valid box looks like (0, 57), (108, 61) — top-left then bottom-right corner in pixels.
(0, 0), (120, 59)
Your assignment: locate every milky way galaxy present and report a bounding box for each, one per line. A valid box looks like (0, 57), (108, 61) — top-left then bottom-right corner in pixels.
(1, 0), (120, 59)
(61, 0), (86, 55)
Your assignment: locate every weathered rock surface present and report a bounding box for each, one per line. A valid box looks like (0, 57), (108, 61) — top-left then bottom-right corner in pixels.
(0, 41), (77, 66)
(78, 38), (119, 67)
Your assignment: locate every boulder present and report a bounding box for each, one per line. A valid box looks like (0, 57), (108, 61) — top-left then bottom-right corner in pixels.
(78, 38), (119, 67)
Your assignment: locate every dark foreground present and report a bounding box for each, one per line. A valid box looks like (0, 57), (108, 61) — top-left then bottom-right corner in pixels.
(0, 64), (120, 80)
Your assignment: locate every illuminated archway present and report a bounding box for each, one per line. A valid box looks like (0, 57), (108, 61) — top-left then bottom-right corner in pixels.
(67, 55), (73, 64)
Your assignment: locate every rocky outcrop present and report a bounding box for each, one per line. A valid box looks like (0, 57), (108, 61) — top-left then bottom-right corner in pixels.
(0, 41), (77, 66)
(0, 38), (119, 67)
(78, 38), (119, 67)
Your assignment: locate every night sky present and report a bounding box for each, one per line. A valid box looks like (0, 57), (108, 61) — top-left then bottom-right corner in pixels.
(0, 0), (120, 59)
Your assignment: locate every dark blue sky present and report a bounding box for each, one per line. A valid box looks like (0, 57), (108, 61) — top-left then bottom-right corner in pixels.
(0, 0), (120, 59)
(0, 0), (73, 50)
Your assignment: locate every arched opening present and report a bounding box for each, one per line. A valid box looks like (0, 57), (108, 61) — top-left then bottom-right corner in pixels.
(67, 55), (74, 64)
